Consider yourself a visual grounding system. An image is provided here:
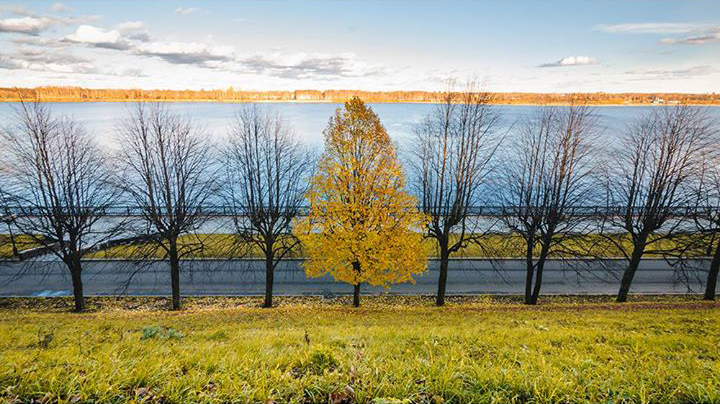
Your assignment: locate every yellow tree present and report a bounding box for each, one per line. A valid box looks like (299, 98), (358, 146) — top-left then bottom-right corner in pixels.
(294, 97), (428, 307)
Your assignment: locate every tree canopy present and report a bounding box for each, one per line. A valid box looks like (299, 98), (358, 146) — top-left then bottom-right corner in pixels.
(294, 97), (428, 305)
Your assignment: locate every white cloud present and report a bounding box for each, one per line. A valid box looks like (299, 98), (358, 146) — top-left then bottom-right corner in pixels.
(660, 28), (720, 45)
(66, 25), (121, 44)
(134, 41), (235, 65)
(625, 66), (716, 80)
(50, 3), (73, 12)
(10, 36), (66, 47)
(63, 24), (239, 66)
(58, 22), (385, 80)
(64, 25), (133, 50)
(538, 56), (598, 68)
(0, 49), (97, 74)
(117, 21), (144, 31)
(0, 16), (52, 35)
(175, 7), (199, 15)
(0, 5), (101, 35)
(0, 48), (151, 78)
(0, 4), (37, 17)
(236, 52), (386, 79)
(595, 23), (705, 34)
(56, 14), (103, 25)
(596, 22), (720, 46)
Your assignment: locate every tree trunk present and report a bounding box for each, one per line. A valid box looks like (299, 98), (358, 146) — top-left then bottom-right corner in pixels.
(530, 243), (551, 305)
(352, 261), (361, 307)
(263, 254), (274, 308)
(436, 243), (450, 307)
(524, 239), (535, 305)
(353, 283), (361, 307)
(530, 261), (545, 305)
(617, 238), (647, 303)
(69, 261), (84, 312)
(169, 240), (181, 310)
(7, 224), (18, 257)
(704, 238), (720, 301)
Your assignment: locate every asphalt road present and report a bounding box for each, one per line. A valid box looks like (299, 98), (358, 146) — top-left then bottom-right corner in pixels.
(0, 258), (707, 297)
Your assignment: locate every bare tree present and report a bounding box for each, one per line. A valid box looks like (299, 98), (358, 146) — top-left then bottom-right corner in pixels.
(115, 103), (216, 310)
(497, 101), (599, 305)
(668, 150), (720, 300)
(410, 81), (503, 306)
(223, 105), (314, 308)
(0, 101), (120, 311)
(601, 106), (714, 302)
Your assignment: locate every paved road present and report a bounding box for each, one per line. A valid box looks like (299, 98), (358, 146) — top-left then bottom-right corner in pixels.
(0, 258), (707, 297)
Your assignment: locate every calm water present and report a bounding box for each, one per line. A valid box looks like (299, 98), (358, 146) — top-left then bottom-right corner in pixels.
(2, 102), (719, 209)
(4, 102), (715, 150)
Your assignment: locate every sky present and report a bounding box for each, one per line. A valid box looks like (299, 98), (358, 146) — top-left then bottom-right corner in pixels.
(0, 0), (719, 93)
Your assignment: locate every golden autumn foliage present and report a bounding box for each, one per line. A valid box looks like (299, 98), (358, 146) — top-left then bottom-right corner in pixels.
(294, 98), (429, 302)
(2, 86), (719, 105)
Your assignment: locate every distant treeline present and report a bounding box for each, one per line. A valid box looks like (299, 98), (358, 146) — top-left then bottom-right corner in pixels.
(1, 86), (719, 105)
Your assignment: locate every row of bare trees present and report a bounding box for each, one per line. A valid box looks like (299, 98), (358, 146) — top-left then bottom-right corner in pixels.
(222, 106), (314, 308)
(411, 83), (719, 306)
(0, 102), (123, 311)
(1, 92), (718, 311)
(0, 101), (313, 311)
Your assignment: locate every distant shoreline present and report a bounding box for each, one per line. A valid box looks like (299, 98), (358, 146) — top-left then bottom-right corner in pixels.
(2, 99), (719, 107)
(1, 87), (718, 106)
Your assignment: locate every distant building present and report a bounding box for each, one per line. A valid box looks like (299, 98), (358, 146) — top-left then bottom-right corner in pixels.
(651, 97), (665, 104)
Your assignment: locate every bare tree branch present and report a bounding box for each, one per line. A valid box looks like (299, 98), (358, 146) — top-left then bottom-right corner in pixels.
(600, 105), (715, 302)
(114, 102), (217, 310)
(409, 79), (504, 306)
(497, 97), (600, 304)
(0, 99), (122, 311)
(222, 105), (314, 307)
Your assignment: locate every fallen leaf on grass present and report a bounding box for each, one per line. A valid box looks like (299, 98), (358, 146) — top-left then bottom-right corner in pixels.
(203, 382), (217, 392)
(330, 391), (352, 404)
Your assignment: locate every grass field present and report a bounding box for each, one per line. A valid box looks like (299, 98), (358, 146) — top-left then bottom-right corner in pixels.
(1, 296), (718, 403)
(0, 235), (42, 259)
(84, 233), (691, 260)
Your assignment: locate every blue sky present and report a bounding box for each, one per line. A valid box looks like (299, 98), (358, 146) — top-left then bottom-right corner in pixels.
(1, 0), (719, 92)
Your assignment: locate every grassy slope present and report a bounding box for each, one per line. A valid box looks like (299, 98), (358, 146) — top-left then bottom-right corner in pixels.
(87, 233), (689, 259)
(0, 235), (42, 259)
(1, 296), (718, 404)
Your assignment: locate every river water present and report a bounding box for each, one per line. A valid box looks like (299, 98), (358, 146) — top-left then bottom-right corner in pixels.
(5, 102), (714, 150)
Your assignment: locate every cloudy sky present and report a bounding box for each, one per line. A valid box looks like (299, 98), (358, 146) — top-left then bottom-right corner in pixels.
(1, 0), (719, 92)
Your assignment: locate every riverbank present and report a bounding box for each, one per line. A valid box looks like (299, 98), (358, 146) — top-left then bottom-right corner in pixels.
(2, 98), (719, 106)
(3, 87), (718, 106)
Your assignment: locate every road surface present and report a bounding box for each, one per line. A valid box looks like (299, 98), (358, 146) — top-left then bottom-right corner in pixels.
(0, 258), (706, 297)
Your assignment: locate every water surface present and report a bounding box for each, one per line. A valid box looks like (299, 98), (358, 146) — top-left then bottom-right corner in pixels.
(4, 102), (705, 150)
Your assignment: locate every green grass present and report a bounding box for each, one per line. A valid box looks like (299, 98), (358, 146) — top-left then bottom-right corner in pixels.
(88, 234), (302, 259)
(85, 233), (693, 259)
(1, 296), (719, 403)
(0, 234), (43, 258)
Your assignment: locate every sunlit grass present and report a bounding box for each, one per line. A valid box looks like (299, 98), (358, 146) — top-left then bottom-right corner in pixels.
(0, 234), (43, 258)
(1, 296), (718, 403)
(86, 233), (694, 259)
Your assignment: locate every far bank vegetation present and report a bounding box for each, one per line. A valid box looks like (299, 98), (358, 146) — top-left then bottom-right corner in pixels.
(1, 86), (719, 105)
